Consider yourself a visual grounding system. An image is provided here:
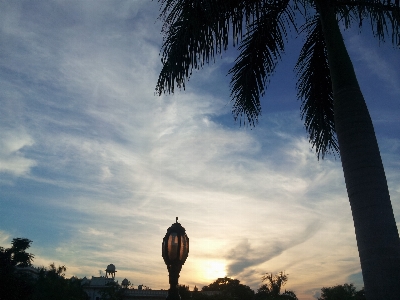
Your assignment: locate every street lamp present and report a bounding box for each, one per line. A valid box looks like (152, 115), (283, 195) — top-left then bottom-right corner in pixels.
(162, 217), (189, 300)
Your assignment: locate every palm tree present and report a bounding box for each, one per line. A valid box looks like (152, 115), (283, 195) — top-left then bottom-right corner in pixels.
(155, 1), (400, 299)
(256, 272), (298, 299)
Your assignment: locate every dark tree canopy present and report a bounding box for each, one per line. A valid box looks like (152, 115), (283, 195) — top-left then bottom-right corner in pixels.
(178, 284), (192, 300)
(0, 237), (34, 268)
(318, 283), (366, 300)
(0, 238), (88, 300)
(202, 277), (255, 300)
(255, 272), (298, 300)
(99, 281), (125, 300)
(32, 264), (88, 300)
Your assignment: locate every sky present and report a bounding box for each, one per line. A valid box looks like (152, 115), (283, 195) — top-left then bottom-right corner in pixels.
(0, 1), (399, 299)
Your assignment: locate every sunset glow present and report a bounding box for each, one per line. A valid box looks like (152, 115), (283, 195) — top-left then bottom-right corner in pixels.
(201, 260), (227, 282)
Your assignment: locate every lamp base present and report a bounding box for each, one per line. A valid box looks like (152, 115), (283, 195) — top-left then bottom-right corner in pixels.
(167, 264), (182, 300)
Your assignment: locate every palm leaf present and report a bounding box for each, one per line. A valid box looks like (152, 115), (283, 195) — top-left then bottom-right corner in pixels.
(156, 0), (281, 95)
(229, 0), (293, 126)
(295, 16), (338, 159)
(335, 0), (400, 45)
(156, 0), (221, 94)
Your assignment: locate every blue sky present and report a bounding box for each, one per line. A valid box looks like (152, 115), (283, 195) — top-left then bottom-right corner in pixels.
(0, 1), (399, 299)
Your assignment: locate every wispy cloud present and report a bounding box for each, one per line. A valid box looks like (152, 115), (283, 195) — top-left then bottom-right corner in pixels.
(1, 2), (399, 300)
(226, 220), (322, 275)
(347, 34), (400, 95)
(0, 129), (36, 176)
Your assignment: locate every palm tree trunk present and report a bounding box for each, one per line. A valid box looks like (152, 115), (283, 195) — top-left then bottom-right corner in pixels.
(315, 1), (400, 299)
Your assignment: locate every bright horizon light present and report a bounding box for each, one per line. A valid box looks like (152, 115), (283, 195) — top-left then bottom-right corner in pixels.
(200, 260), (227, 283)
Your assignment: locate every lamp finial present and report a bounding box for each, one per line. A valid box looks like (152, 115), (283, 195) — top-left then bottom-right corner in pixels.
(176, 217), (178, 223)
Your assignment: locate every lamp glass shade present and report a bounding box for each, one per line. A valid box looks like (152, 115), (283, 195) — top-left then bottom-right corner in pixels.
(179, 234), (189, 262)
(162, 219), (189, 265)
(168, 233), (178, 260)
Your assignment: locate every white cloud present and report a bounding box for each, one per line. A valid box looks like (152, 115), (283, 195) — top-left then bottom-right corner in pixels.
(0, 230), (11, 245)
(1, 2), (399, 300)
(0, 129), (36, 176)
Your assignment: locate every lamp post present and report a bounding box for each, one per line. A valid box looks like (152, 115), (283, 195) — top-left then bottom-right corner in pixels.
(162, 217), (189, 300)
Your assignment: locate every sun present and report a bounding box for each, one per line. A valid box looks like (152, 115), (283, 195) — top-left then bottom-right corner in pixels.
(202, 260), (227, 282)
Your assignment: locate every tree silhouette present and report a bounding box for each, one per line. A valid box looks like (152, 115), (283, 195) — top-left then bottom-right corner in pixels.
(318, 283), (366, 300)
(0, 238), (35, 300)
(0, 238), (88, 300)
(202, 277), (255, 300)
(255, 272), (298, 300)
(99, 281), (125, 300)
(178, 284), (192, 300)
(0, 238), (34, 269)
(32, 264), (88, 300)
(155, 1), (400, 298)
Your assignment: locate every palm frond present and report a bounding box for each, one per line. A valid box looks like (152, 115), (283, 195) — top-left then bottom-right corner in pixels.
(156, 0), (280, 95)
(295, 16), (339, 159)
(335, 0), (400, 45)
(229, 0), (294, 126)
(156, 0), (222, 94)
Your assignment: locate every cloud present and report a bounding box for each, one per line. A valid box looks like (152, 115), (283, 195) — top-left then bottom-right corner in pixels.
(225, 220), (322, 275)
(0, 129), (36, 176)
(347, 35), (400, 95)
(0, 230), (11, 245)
(1, 2), (399, 300)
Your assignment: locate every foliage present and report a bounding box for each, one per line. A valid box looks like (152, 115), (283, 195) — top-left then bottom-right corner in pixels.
(100, 281), (125, 300)
(121, 278), (132, 289)
(31, 264), (88, 300)
(0, 238), (34, 269)
(0, 238), (88, 300)
(178, 284), (192, 300)
(201, 277), (255, 300)
(318, 283), (365, 300)
(191, 285), (212, 300)
(156, 0), (400, 158)
(255, 272), (298, 300)
(155, 1), (400, 298)
(259, 272), (288, 295)
(0, 238), (35, 300)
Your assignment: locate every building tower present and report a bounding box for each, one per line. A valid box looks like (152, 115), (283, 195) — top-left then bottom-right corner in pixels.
(105, 264), (117, 279)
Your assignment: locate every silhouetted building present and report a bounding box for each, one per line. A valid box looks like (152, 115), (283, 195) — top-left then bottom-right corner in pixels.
(81, 264), (168, 300)
(81, 275), (115, 300)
